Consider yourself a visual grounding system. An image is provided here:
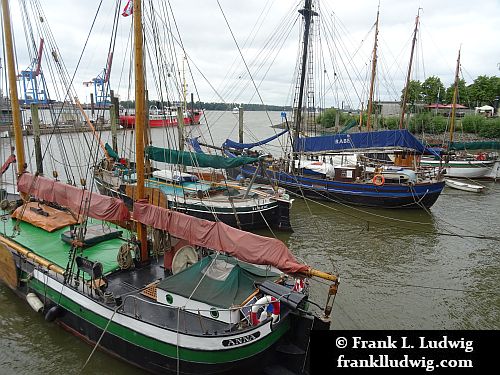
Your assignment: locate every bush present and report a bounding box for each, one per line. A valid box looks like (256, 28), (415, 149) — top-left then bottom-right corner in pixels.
(478, 118), (500, 138)
(461, 115), (486, 133)
(408, 112), (431, 133)
(428, 115), (448, 134)
(381, 116), (399, 129)
(317, 108), (355, 129)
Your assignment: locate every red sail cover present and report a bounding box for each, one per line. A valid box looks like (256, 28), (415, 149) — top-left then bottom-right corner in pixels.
(17, 173), (130, 221)
(133, 201), (309, 275)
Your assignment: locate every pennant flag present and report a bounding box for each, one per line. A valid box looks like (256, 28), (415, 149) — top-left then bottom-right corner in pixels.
(1, 154), (16, 176)
(122, 0), (133, 17)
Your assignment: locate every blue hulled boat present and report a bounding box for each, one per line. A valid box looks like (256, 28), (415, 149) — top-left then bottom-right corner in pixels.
(223, 129), (445, 209)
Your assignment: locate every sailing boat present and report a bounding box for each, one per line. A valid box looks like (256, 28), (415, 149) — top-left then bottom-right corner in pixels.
(225, 1), (445, 209)
(94, 10), (292, 232)
(420, 49), (498, 179)
(0, 1), (339, 374)
(95, 145), (293, 231)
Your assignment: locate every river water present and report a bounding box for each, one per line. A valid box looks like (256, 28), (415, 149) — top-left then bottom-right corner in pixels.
(0, 111), (499, 374)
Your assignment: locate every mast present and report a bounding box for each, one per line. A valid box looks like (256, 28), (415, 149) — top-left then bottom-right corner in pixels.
(1, 0), (25, 175)
(399, 9), (420, 129)
(448, 49), (461, 145)
(182, 54), (187, 112)
(133, 0), (149, 264)
(366, 6), (380, 131)
(294, 0), (317, 144)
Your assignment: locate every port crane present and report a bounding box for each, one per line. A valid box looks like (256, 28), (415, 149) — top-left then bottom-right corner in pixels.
(83, 52), (113, 107)
(19, 38), (48, 104)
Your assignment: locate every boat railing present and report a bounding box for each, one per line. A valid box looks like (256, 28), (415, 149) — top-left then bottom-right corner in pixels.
(149, 105), (160, 115)
(118, 293), (241, 332)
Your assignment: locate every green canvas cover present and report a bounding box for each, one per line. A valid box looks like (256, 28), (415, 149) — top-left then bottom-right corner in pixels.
(157, 254), (280, 308)
(449, 141), (500, 151)
(1, 219), (122, 274)
(145, 146), (259, 169)
(105, 143), (120, 160)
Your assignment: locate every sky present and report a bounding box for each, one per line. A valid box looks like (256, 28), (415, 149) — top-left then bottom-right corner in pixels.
(3, 0), (500, 108)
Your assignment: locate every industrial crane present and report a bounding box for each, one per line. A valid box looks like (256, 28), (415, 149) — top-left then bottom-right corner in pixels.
(19, 38), (48, 104)
(83, 52), (113, 107)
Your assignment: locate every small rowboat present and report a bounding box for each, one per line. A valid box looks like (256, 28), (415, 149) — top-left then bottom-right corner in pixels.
(444, 178), (485, 193)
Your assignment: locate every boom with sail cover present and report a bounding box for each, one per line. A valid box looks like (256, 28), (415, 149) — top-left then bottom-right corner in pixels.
(17, 173), (130, 221)
(133, 201), (309, 275)
(223, 129), (289, 150)
(146, 146), (259, 169)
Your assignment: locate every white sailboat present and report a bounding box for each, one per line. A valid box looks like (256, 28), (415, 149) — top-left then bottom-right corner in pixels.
(421, 50), (498, 179)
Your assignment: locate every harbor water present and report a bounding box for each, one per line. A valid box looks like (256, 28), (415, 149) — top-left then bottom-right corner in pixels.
(0, 111), (499, 374)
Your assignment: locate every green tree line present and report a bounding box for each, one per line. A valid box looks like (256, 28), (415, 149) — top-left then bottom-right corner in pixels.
(119, 100), (289, 112)
(316, 108), (500, 138)
(402, 75), (500, 107)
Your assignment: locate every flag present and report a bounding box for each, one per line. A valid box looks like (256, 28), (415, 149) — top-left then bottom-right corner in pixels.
(1, 154), (16, 176)
(122, 0), (133, 17)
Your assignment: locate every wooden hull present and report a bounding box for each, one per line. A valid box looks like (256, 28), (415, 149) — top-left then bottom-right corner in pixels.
(94, 177), (293, 231)
(0, 250), (305, 375)
(231, 165), (444, 209)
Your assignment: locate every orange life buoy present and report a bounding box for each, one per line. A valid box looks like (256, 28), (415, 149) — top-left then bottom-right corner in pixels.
(372, 174), (385, 186)
(475, 153), (486, 161)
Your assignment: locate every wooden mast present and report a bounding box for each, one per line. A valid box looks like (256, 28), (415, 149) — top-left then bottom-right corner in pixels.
(1, 0), (25, 176)
(399, 9), (420, 129)
(448, 48), (461, 146)
(133, 0), (149, 264)
(366, 6), (380, 131)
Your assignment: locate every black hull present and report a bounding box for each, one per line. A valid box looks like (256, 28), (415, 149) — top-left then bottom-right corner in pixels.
(56, 309), (274, 375)
(5, 255), (318, 375)
(94, 178), (292, 231)
(229, 167), (444, 209)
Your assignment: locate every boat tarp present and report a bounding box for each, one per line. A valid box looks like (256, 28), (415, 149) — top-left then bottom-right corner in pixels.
(105, 143), (120, 160)
(157, 254), (280, 308)
(187, 137), (205, 153)
(294, 129), (439, 156)
(11, 202), (79, 232)
(0, 218), (121, 274)
(146, 146), (259, 169)
(450, 141), (500, 151)
(17, 173), (130, 222)
(223, 129), (289, 150)
(133, 201), (310, 275)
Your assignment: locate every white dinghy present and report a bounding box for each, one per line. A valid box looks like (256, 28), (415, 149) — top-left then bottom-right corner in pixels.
(445, 178), (485, 193)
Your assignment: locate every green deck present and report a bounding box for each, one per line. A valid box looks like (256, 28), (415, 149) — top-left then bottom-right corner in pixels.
(1, 218), (124, 274)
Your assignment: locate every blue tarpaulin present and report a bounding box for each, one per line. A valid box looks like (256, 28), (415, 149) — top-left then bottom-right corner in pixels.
(223, 129), (289, 150)
(293, 129), (439, 156)
(187, 137), (205, 154)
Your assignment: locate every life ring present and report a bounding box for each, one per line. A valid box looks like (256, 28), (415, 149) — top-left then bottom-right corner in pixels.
(250, 295), (280, 325)
(372, 174), (385, 186)
(475, 153), (486, 161)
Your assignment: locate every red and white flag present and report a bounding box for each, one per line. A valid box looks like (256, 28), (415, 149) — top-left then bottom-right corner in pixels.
(122, 0), (133, 17)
